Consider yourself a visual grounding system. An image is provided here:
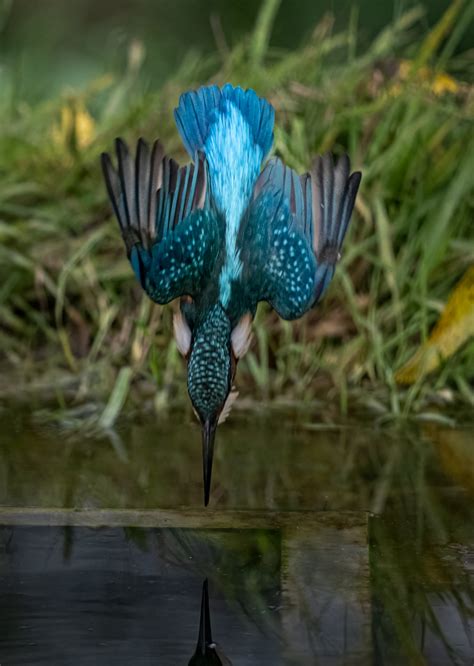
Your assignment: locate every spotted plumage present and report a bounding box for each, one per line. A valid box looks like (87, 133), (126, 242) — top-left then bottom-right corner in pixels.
(187, 305), (231, 420)
(101, 84), (361, 505)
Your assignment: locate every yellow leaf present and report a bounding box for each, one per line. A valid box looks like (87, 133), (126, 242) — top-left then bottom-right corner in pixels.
(431, 72), (460, 95)
(396, 266), (474, 384)
(52, 99), (96, 152)
(396, 59), (460, 96)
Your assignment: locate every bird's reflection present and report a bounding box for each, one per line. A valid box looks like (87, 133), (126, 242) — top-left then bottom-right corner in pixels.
(189, 579), (232, 665)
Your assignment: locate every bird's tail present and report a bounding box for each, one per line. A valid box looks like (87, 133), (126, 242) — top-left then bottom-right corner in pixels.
(174, 84), (274, 161)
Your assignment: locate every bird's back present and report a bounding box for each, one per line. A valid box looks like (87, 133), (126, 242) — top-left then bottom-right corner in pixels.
(175, 85), (275, 317)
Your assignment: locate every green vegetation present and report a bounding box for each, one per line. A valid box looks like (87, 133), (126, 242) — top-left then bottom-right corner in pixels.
(0, 0), (473, 423)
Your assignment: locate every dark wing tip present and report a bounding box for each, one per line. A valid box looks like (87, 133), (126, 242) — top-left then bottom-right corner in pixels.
(335, 153), (350, 183)
(100, 151), (113, 177)
(344, 170), (362, 225)
(346, 170), (362, 212)
(349, 170), (362, 189)
(311, 153), (323, 175)
(322, 151), (335, 169)
(310, 151), (362, 264)
(114, 136), (131, 162)
(101, 150), (126, 229)
(313, 151), (358, 175)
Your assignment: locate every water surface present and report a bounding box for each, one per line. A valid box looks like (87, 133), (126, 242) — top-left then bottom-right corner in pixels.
(0, 409), (473, 664)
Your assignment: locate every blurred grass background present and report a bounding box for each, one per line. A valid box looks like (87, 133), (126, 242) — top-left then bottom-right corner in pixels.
(0, 0), (473, 423)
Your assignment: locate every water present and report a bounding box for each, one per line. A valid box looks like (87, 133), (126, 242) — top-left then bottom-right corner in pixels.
(0, 409), (473, 664)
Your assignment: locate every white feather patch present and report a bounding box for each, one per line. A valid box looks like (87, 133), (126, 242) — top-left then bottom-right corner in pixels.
(218, 390), (239, 425)
(231, 313), (253, 358)
(173, 310), (191, 356)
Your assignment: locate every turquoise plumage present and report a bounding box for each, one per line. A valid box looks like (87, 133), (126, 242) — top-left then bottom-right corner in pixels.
(101, 84), (361, 505)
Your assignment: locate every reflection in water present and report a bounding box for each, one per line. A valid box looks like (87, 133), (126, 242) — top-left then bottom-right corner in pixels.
(0, 410), (473, 663)
(189, 580), (232, 665)
(371, 515), (474, 665)
(0, 525), (281, 664)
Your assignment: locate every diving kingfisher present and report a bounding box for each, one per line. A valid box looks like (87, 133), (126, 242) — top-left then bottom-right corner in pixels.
(101, 84), (361, 505)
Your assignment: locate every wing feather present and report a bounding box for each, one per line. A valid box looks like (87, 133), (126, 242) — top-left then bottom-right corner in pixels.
(101, 138), (216, 303)
(244, 153), (361, 320)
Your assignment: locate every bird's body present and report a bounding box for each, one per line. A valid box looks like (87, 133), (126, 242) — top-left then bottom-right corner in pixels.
(101, 84), (361, 504)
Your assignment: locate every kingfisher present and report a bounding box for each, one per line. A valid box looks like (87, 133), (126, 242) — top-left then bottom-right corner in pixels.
(101, 84), (361, 505)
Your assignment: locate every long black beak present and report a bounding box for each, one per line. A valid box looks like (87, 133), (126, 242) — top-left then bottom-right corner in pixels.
(202, 419), (217, 506)
(197, 578), (213, 654)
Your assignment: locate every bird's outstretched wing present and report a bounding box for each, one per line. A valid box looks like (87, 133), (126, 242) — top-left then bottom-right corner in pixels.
(101, 138), (221, 303)
(242, 154), (361, 320)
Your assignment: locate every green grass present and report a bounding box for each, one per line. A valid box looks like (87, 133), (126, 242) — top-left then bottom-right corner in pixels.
(0, 0), (473, 423)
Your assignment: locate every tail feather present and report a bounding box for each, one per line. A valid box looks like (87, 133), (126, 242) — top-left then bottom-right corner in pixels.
(174, 84), (274, 160)
(174, 85), (221, 159)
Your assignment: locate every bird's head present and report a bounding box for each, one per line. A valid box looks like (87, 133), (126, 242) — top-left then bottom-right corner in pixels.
(175, 305), (252, 505)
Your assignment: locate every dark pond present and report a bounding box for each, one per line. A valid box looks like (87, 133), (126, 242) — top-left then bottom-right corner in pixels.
(0, 409), (473, 664)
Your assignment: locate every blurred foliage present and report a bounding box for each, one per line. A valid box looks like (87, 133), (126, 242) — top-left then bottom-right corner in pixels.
(0, 0), (473, 422)
(2, 0), (468, 103)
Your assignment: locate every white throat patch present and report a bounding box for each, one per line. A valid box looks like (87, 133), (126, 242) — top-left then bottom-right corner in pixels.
(173, 310), (192, 356)
(218, 389), (239, 425)
(231, 313), (253, 358)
